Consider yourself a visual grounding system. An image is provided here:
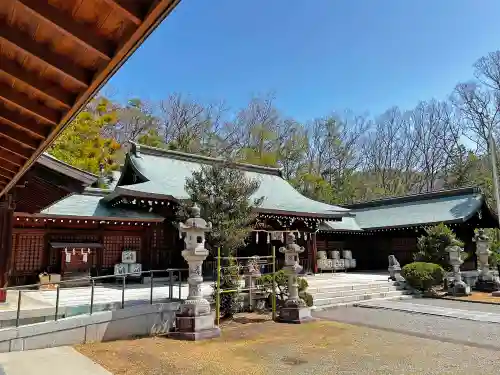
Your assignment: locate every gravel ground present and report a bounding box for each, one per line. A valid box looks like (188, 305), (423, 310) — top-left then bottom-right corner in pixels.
(77, 316), (500, 375)
(314, 306), (500, 350)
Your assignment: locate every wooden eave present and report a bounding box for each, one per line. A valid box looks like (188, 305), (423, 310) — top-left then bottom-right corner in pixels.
(0, 0), (181, 198)
(14, 212), (164, 223)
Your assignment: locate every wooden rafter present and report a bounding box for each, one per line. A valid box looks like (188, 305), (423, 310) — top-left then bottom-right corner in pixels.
(0, 105), (48, 139)
(0, 0), (181, 199)
(0, 136), (31, 159)
(0, 58), (73, 109)
(0, 23), (90, 87)
(0, 124), (38, 150)
(103, 0), (145, 25)
(16, 0), (115, 61)
(0, 83), (60, 125)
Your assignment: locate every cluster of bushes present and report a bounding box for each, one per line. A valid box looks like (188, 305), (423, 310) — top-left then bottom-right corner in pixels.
(212, 260), (313, 320)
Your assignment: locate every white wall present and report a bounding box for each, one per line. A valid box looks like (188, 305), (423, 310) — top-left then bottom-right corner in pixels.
(0, 302), (180, 352)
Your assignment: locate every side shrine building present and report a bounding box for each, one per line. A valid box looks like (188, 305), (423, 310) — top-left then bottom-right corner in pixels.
(4, 143), (499, 291)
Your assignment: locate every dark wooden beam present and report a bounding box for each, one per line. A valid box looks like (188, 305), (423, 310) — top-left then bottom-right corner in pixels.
(0, 149), (22, 167)
(0, 58), (73, 109)
(0, 171), (10, 183)
(0, 136), (31, 159)
(0, 83), (60, 125)
(0, 23), (91, 88)
(103, 0), (146, 25)
(0, 124), (38, 150)
(17, 0), (115, 61)
(0, 165), (15, 178)
(0, 104), (48, 139)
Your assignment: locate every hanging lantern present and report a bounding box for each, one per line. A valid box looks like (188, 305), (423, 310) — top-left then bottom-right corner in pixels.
(267, 233), (270, 244)
(255, 232), (259, 244)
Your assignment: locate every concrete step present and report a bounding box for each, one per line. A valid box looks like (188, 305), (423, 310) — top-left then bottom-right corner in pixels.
(313, 290), (411, 307)
(307, 282), (400, 294)
(312, 286), (400, 299)
(313, 294), (413, 311)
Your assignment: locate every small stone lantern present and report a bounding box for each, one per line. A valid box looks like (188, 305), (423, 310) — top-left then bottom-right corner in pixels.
(169, 204), (220, 340)
(446, 243), (471, 296)
(474, 229), (500, 292)
(278, 233), (314, 323)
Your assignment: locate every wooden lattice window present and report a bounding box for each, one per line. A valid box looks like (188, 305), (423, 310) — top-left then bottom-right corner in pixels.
(103, 235), (124, 267)
(13, 232), (44, 273)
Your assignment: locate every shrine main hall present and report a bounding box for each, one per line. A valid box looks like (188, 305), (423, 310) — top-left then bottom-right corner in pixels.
(5, 142), (497, 289)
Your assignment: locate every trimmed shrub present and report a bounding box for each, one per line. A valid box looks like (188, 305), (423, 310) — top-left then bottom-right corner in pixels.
(257, 270), (310, 307)
(401, 262), (445, 292)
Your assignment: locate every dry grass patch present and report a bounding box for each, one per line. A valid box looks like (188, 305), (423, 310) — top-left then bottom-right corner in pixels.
(76, 314), (500, 375)
(444, 292), (500, 304)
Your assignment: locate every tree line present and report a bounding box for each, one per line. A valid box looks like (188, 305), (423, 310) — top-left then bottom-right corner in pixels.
(49, 50), (500, 207)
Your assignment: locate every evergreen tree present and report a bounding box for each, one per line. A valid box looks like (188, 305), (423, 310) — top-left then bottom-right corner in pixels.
(183, 164), (264, 255)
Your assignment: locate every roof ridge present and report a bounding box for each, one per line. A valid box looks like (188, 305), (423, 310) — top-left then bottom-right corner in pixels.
(344, 186), (482, 209)
(128, 141), (284, 177)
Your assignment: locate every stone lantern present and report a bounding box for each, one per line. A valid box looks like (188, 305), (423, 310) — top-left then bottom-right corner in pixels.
(169, 204), (220, 340)
(446, 243), (471, 296)
(474, 229), (500, 292)
(278, 233), (314, 323)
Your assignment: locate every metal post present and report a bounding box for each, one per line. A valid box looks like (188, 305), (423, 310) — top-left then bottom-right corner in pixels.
(178, 270), (182, 300)
(168, 270), (173, 300)
(16, 290), (22, 327)
(121, 276), (126, 309)
(489, 133), (500, 226)
(271, 245), (276, 321)
(149, 271), (154, 304)
(90, 279), (95, 315)
(216, 247), (221, 326)
(54, 285), (60, 321)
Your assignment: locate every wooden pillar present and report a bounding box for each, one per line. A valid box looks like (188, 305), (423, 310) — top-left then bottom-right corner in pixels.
(0, 196), (14, 302)
(312, 232), (318, 274)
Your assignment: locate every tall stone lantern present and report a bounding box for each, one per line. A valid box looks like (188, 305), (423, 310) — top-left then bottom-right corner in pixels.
(474, 229), (500, 292)
(278, 233), (314, 323)
(446, 243), (471, 296)
(169, 204), (221, 340)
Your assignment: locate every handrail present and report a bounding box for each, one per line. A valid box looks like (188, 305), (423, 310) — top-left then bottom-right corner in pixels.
(4, 268), (188, 291)
(7, 268), (188, 328)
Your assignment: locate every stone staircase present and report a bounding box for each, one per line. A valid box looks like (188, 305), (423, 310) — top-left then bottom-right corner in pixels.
(305, 273), (412, 310)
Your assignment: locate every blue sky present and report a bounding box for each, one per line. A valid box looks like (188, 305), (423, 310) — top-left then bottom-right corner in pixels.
(106, 0), (500, 122)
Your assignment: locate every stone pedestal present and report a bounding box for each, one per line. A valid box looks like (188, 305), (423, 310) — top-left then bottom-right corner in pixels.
(473, 229), (500, 292)
(168, 204), (220, 341)
(278, 234), (314, 324)
(447, 245), (471, 297)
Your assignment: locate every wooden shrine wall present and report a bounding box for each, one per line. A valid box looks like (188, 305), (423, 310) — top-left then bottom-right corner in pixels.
(9, 223), (168, 285)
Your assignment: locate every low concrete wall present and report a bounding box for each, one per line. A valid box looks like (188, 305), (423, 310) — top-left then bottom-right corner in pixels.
(0, 302), (180, 353)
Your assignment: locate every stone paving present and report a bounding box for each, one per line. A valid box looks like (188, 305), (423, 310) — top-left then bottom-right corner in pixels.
(356, 299), (500, 323)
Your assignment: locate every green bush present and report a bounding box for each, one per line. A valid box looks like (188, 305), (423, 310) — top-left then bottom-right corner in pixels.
(212, 256), (241, 319)
(257, 270), (310, 306)
(401, 262), (445, 292)
(414, 223), (466, 270)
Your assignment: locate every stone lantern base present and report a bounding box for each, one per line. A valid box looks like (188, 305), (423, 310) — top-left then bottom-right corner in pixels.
(169, 310), (221, 341)
(277, 301), (315, 324)
(474, 277), (500, 293)
(450, 281), (471, 297)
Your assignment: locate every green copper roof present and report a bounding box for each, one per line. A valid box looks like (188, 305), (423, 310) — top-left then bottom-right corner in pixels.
(320, 217), (363, 232)
(346, 188), (489, 230)
(41, 191), (163, 221)
(111, 143), (349, 219)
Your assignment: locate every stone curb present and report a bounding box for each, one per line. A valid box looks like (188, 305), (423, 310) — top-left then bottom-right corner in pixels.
(354, 302), (500, 324)
(438, 296), (500, 307)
